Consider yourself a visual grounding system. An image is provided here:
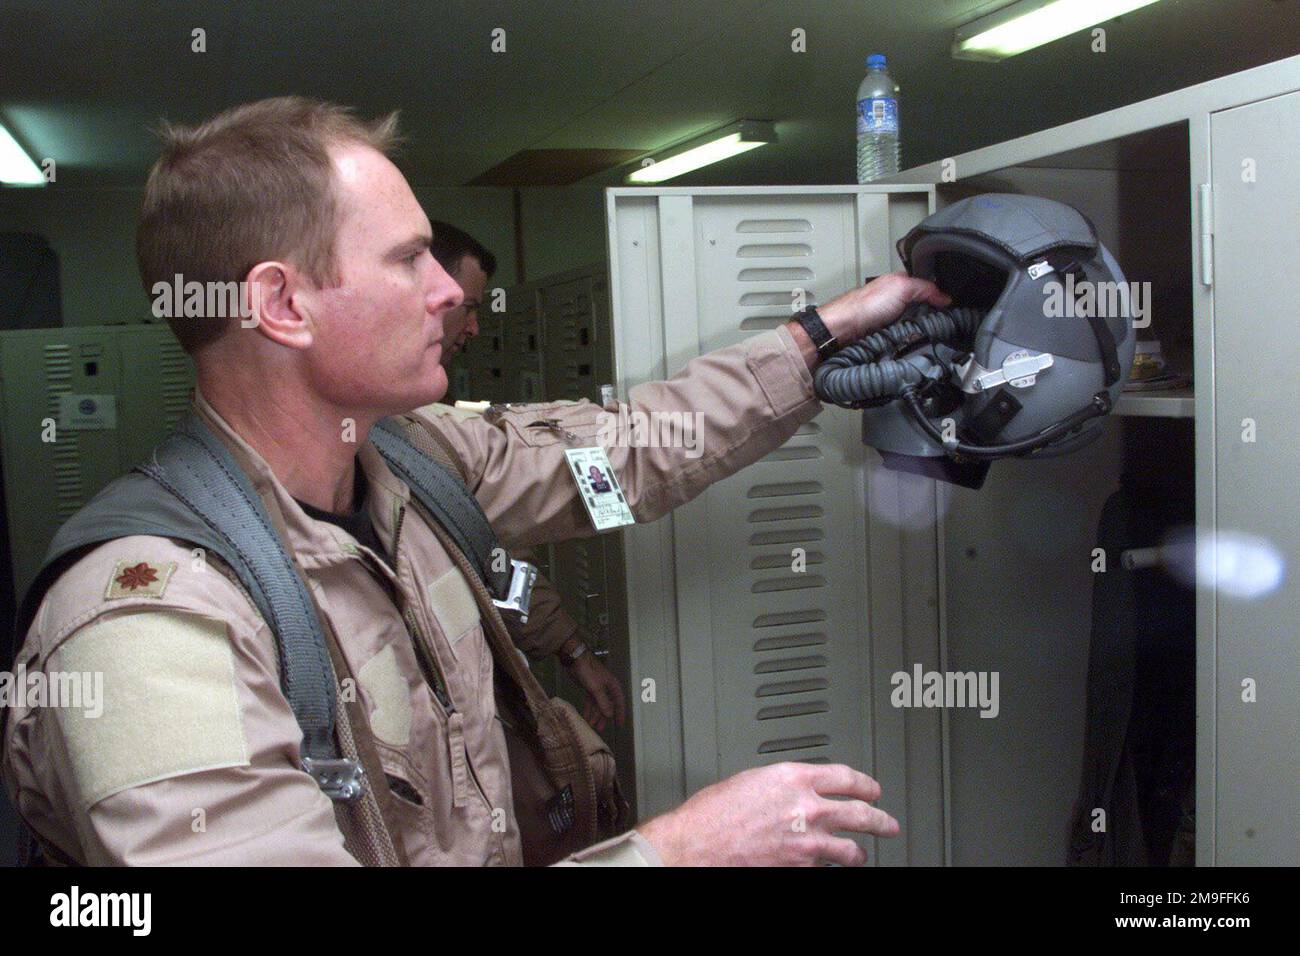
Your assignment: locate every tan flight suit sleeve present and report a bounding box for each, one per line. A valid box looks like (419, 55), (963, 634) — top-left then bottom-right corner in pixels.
(411, 326), (820, 551)
(511, 563), (579, 659)
(553, 829), (664, 867)
(3, 537), (359, 866)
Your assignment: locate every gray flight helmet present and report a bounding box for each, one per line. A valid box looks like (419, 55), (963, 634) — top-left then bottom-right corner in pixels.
(861, 193), (1137, 487)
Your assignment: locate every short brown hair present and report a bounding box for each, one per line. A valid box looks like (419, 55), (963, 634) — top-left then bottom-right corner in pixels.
(136, 96), (400, 353)
(430, 221), (498, 279)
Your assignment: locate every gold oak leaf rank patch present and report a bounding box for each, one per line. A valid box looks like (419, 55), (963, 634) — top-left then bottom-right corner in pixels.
(105, 559), (177, 601)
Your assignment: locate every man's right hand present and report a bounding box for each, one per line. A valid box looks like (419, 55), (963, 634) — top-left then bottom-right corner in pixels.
(637, 762), (900, 866)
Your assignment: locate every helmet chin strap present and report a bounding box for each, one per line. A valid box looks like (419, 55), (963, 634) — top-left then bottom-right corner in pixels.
(901, 387), (1112, 460)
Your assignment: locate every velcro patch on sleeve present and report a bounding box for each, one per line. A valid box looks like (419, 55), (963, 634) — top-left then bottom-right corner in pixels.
(426, 568), (480, 644)
(104, 559), (177, 601)
(53, 611), (250, 811)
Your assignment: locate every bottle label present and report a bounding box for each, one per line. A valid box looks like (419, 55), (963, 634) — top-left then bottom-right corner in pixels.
(857, 97), (898, 135)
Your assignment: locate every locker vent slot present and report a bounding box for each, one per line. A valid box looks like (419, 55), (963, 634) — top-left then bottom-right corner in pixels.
(44, 344), (71, 398)
(739, 291), (817, 306)
(748, 528), (823, 546)
(736, 219), (812, 234)
(756, 678), (828, 697)
(753, 610), (825, 628)
(757, 735), (829, 754)
(748, 481), (821, 498)
(750, 551), (824, 570)
(44, 344), (84, 518)
(738, 268), (812, 282)
(754, 655), (827, 674)
(158, 339), (192, 428)
(748, 505), (822, 522)
(753, 632), (826, 651)
(53, 444), (84, 519)
(757, 702), (829, 721)
(736, 244), (812, 258)
(760, 445), (821, 462)
(751, 574), (826, 593)
(724, 262), (840, 761)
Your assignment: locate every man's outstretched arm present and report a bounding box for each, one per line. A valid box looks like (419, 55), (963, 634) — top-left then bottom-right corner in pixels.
(413, 273), (950, 551)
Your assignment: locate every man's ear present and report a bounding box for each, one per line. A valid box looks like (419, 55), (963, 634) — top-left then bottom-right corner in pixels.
(244, 261), (314, 349)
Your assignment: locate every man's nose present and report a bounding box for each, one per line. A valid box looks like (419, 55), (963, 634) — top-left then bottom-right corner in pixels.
(428, 258), (463, 312)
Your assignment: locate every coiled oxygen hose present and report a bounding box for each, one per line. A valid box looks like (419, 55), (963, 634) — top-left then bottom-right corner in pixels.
(812, 305), (983, 409)
(813, 303), (1112, 458)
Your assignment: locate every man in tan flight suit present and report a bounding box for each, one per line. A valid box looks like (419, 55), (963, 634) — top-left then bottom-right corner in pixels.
(426, 220), (626, 733)
(1, 96), (949, 866)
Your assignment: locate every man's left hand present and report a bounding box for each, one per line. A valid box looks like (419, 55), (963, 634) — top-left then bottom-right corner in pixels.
(567, 654), (626, 732)
(787, 271), (952, 369)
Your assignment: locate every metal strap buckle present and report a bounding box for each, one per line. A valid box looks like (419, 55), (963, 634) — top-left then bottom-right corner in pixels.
(302, 757), (366, 803)
(957, 350), (1054, 393)
(492, 559), (538, 623)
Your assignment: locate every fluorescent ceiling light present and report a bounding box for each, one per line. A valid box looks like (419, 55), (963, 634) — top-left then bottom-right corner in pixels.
(0, 122), (44, 186)
(953, 0), (1163, 61)
(627, 121), (776, 184)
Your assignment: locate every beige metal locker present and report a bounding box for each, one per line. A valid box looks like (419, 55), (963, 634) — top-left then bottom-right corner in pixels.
(0, 325), (193, 601)
(540, 265), (612, 406)
(605, 185), (938, 865)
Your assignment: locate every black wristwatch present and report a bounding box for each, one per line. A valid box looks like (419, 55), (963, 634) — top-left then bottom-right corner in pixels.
(793, 305), (841, 360)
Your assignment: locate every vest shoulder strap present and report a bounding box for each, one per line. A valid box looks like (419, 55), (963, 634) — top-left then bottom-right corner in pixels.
(12, 412), (343, 771)
(8, 410), (529, 848)
(369, 416), (511, 600)
(12, 413), (516, 768)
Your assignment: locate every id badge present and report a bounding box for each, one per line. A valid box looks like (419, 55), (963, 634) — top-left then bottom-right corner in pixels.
(564, 447), (635, 532)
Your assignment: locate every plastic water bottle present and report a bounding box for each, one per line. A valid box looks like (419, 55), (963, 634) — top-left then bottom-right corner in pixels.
(856, 54), (900, 183)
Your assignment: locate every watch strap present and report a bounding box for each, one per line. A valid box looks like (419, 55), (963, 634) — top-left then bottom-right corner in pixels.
(558, 638), (589, 667)
(795, 306), (840, 359)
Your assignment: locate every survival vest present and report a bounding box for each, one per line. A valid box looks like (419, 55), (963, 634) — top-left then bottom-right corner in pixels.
(5, 411), (628, 866)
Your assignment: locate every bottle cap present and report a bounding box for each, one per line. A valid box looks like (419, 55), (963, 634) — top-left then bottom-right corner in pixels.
(867, 54), (887, 70)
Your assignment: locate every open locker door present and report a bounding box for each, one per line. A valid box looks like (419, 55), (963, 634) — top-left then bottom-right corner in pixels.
(1208, 89), (1300, 866)
(605, 185), (946, 865)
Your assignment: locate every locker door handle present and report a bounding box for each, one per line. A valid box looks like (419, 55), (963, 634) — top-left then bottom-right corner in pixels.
(1198, 183), (1213, 287)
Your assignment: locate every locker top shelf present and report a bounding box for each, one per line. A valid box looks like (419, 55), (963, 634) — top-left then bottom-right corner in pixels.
(875, 54), (1300, 184)
(605, 183), (933, 198)
(1115, 388), (1194, 418)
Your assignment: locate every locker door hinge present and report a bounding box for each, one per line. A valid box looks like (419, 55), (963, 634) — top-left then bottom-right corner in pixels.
(1198, 183), (1213, 287)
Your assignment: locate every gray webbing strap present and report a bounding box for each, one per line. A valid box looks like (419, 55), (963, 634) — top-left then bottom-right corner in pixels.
(10, 412), (508, 810)
(370, 417), (511, 601)
(141, 414), (340, 769)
